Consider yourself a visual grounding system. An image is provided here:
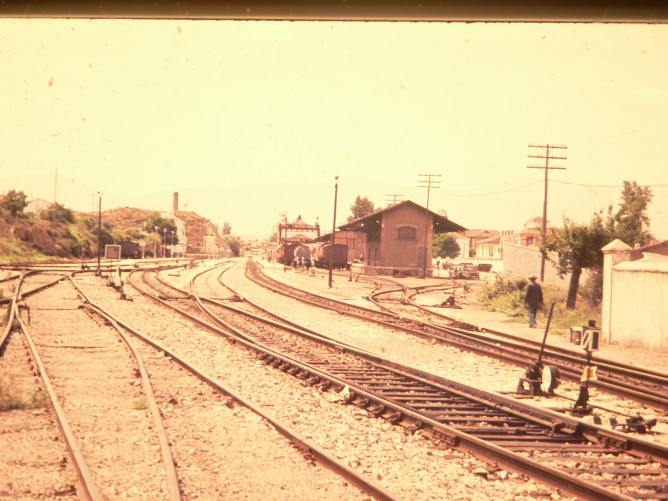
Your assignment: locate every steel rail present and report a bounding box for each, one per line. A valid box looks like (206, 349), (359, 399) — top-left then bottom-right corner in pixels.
(0, 270), (70, 305)
(209, 266), (665, 452)
(12, 277), (102, 501)
(116, 268), (404, 501)
(378, 286), (668, 412)
(184, 263), (668, 500)
(250, 259), (668, 413)
(386, 280), (666, 384)
(402, 286), (668, 382)
(207, 265), (668, 456)
(70, 273), (183, 501)
(0, 272), (21, 354)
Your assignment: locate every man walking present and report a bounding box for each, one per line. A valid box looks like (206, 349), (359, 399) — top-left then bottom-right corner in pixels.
(524, 274), (543, 328)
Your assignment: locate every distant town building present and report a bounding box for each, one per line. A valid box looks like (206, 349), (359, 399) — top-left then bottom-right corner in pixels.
(24, 198), (52, 215)
(455, 229), (499, 259)
(499, 216), (547, 251)
(203, 235), (218, 257)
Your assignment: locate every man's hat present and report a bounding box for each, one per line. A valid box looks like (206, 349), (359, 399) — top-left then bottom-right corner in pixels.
(528, 274), (538, 280)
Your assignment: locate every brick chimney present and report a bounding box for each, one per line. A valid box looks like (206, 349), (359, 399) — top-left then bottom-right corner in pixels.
(173, 192), (179, 213)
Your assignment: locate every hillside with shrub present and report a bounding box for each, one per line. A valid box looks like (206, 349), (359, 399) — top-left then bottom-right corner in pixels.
(0, 190), (224, 263)
(0, 194), (96, 262)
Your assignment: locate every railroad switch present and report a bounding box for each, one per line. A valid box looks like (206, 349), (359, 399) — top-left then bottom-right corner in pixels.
(516, 303), (560, 397)
(440, 294), (459, 308)
(569, 320), (600, 416)
(609, 416), (658, 434)
(570, 385), (593, 416)
(516, 363), (561, 396)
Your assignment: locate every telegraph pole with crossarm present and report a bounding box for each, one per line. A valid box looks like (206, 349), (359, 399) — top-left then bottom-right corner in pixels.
(527, 143), (567, 281)
(386, 194), (404, 206)
(418, 174), (441, 277)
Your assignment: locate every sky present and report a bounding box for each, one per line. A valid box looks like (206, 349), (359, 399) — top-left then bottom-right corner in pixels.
(1, 19), (667, 239)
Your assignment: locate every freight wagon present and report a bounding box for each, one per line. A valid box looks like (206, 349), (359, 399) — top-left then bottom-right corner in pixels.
(309, 242), (349, 269)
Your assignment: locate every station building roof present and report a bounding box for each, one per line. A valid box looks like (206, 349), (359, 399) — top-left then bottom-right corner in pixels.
(337, 200), (466, 234)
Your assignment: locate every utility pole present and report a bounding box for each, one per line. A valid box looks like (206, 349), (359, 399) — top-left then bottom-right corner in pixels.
(386, 194), (403, 206)
(328, 176), (339, 288)
(96, 192), (102, 275)
(527, 143), (567, 281)
(418, 174), (441, 278)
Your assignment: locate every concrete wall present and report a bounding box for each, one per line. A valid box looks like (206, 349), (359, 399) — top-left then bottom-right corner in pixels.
(604, 252), (668, 351)
(501, 242), (569, 286)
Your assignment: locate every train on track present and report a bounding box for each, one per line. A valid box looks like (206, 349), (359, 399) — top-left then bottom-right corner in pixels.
(276, 242), (349, 269)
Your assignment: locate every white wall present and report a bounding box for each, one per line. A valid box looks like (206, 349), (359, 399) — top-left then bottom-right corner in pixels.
(502, 242), (569, 285)
(606, 254), (668, 351)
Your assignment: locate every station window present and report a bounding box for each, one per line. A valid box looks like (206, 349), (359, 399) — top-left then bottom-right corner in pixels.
(397, 226), (416, 240)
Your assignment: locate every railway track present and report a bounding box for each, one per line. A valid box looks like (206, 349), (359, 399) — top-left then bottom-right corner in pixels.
(4, 268), (386, 500)
(0, 277), (81, 500)
(141, 262), (668, 500)
(119, 266), (402, 500)
(12, 275), (180, 500)
(246, 259), (668, 414)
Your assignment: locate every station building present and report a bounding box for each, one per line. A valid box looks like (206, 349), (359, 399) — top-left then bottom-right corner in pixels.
(338, 200), (466, 277)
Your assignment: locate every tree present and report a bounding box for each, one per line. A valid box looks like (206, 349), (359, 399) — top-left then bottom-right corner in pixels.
(541, 180), (653, 309)
(347, 195), (376, 222)
(432, 233), (461, 259)
(609, 180), (653, 247)
(40, 202), (75, 224)
(144, 232), (162, 258)
(144, 212), (178, 245)
(92, 225), (115, 249)
(223, 235), (241, 256)
(542, 212), (613, 309)
(221, 222), (232, 235)
(1, 189), (28, 217)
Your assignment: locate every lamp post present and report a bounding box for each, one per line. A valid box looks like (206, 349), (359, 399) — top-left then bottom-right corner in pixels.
(170, 230), (174, 257)
(154, 226), (158, 258)
(162, 228), (167, 258)
(328, 176), (339, 288)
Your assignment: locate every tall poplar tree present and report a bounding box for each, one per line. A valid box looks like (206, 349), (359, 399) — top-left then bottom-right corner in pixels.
(347, 196), (376, 222)
(610, 180), (653, 247)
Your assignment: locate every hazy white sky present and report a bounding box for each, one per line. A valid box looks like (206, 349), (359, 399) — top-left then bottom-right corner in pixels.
(1, 19), (667, 238)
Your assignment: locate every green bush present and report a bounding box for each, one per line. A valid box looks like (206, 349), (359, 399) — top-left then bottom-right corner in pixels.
(479, 275), (601, 334)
